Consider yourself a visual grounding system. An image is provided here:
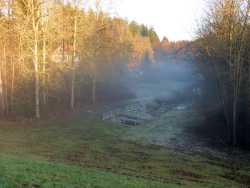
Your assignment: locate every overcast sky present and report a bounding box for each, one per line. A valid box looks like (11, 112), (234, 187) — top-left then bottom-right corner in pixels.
(112, 0), (206, 41)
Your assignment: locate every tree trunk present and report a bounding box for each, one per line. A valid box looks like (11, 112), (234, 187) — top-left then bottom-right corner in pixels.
(10, 57), (15, 112)
(70, 10), (78, 110)
(232, 94), (238, 146)
(42, 31), (47, 105)
(92, 76), (96, 105)
(70, 65), (76, 110)
(0, 58), (4, 116)
(33, 30), (40, 119)
(3, 45), (8, 116)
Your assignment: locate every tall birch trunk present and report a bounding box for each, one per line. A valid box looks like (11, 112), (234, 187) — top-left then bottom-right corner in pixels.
(32, 3), (40, 119)
(34, 33), (40, 119)
(70, 7), (78, 110)
(3, 44), (8, 115)
(42, 31), (47, 105)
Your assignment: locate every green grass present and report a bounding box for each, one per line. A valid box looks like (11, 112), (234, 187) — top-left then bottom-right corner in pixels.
(0, 115), (249, 187)
(0, 155), (172, 188)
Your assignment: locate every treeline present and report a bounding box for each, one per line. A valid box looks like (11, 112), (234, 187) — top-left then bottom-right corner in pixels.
(196, 0), (250, 147)
(155, 37), (196, 63)
(0, 0), (159, 118)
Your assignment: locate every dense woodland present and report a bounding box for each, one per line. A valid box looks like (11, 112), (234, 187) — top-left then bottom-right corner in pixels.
(0, 0), (160, 118)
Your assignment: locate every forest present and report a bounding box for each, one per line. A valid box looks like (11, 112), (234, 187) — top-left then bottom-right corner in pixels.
(0, 0), (250, 188)
(0, 0), (160, 118)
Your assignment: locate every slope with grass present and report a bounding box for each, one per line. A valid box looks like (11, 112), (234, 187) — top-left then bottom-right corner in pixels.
(0, 155), (172, 188)
(0, 115), (249, 187)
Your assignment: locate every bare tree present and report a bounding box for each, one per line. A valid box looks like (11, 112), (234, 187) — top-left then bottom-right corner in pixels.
(198, 0), (250, 146)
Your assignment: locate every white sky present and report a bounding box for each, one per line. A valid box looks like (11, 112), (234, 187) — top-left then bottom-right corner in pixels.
(112, 0), (206, 41)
